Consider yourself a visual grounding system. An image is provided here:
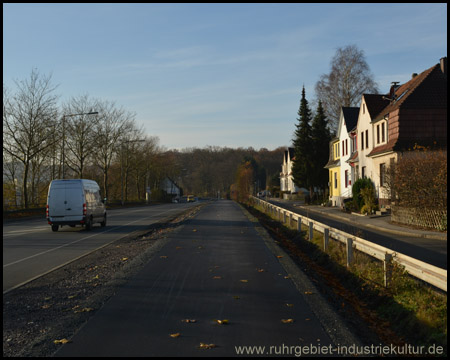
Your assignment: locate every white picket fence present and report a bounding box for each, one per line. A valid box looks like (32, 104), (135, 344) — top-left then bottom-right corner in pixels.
(251, 196), (447, 292)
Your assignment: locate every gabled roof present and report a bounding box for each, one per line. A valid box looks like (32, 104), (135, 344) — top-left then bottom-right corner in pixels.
(362, 94), (389, 121)
(341, 107), (359, 132)
(374, 62), (447, 121)
(368, 59), (447, 156)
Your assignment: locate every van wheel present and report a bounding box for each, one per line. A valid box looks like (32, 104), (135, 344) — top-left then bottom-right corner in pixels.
(85, 217), (92, 231)
(101, 214), (107, 227)
(51, 225), (59, 232)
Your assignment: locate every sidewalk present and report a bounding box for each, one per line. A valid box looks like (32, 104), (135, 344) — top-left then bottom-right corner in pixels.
(272, 199), (447, 241)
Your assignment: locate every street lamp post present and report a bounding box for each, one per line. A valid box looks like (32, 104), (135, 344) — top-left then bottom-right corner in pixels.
(61, 111), (98, 179)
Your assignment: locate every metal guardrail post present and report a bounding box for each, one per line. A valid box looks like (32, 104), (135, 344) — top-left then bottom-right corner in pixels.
(384, 253), (393, 288)
(297, 216), (302, 232)
(309, 222), (313, 241)
(346, 238), (353, 267)
(324, 228), (329, 252)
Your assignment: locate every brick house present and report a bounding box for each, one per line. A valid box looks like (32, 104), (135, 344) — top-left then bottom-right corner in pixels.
(367, 57), (447, 205)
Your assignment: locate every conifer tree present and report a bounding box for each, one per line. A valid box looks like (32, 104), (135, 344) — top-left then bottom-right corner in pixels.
(292, 86), (314, 199)
(311, 100), (331, 194)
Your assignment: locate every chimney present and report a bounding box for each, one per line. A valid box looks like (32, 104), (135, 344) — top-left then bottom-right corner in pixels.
(411, 73), (418, 79)
(440, 57), (447, 76)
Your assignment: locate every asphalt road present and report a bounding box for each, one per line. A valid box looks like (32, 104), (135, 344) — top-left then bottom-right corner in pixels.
(55, 200), (358, 357)
(3, 203), (199, 293)
(268, 199), (447, 270)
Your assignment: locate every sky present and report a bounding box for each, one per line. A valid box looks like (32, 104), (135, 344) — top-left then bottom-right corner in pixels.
(3, 3), (447, 151)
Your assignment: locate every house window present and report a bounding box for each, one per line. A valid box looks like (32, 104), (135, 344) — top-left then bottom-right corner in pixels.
(380, 163), (386, 187)
(376, 124), (380, 144)
(342, 140), (344, 156)
(345, 170), (348, 188)
(382, 122), (386, 142)
(361, 132), (364, 150)
(345, 139), (348, 155)
(334, 172), (338, 189)
(362, 166), (366, 179)
(365, 130), (369, 149)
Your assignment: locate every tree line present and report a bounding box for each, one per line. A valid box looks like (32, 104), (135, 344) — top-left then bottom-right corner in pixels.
(3, 69), (166, 209)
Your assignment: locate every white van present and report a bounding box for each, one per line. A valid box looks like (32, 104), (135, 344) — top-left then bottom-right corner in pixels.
(46, 179), (107, 232)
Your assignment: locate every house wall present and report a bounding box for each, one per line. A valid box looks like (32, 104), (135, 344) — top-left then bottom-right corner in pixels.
(357, 97), (376, 182)
(329, 167), (341, 206)
(370, 152), (397, 205)
(338, 121), (353, 200)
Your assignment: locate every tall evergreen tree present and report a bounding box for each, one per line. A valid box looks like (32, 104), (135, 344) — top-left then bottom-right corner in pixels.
(311, 100), (332, 194)
(292, 86), (314, 198)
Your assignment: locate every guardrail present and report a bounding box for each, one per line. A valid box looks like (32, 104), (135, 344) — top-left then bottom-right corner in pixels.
(251, 196), (447, 292)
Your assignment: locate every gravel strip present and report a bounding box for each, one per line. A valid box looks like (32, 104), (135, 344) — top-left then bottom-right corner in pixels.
(3, 204), (206, 357)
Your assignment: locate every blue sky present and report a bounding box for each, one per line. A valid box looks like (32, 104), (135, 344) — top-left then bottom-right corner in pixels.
(3, 3), (447, 150)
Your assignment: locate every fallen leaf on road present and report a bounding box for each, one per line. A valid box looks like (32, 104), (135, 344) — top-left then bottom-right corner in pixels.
(170, 333), (181, 338)
(199, 343), (216, 349)
(192, 229), (197, 232)
(176, 247), (182, 250)
(182, 319), (197, 323)
(304, 291), (313, 295)
(54, 339), (71, 344)
(240, 279), (248, 283)
(121, 257), (128, 261)
(41, 304), (52, 309)
(257, 268), (265, 272)
(276, 255), (283, 259)
(74, 307), (94, 313)
(284, 275), (291, 279)
(215, 319), (229, 325)
(286, 303), (294, 307)
(67, 295), (77, 299)
(281, 319), (294, 324)
(233, 296), (240, 300)
(160, 256), (168, 259)
(212, 276), (222, 279)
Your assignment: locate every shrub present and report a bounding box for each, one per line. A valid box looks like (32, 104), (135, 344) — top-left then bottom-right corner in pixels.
(352, 178), (374, 212)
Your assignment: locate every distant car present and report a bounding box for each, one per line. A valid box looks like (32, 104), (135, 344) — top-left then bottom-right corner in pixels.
(257, 190), (271, 198)
(46, 179), (106, 232)
(187, 195), (195, 202)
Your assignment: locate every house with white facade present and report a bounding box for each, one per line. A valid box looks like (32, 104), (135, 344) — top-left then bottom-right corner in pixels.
(337, 107), (359, 201)
(280, 148), (301, 194)
(355, 94), (389, 191)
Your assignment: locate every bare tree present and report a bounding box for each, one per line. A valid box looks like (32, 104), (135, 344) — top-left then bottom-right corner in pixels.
(62, 94), (100, 178)
(315, 44), (378, 134)
(3, 69), (59, 208)
(92, 100), (136, 200)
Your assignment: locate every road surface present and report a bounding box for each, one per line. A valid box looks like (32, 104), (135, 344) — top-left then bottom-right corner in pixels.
(55, 200), (359, 357)
(3, 203), (199, 293)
